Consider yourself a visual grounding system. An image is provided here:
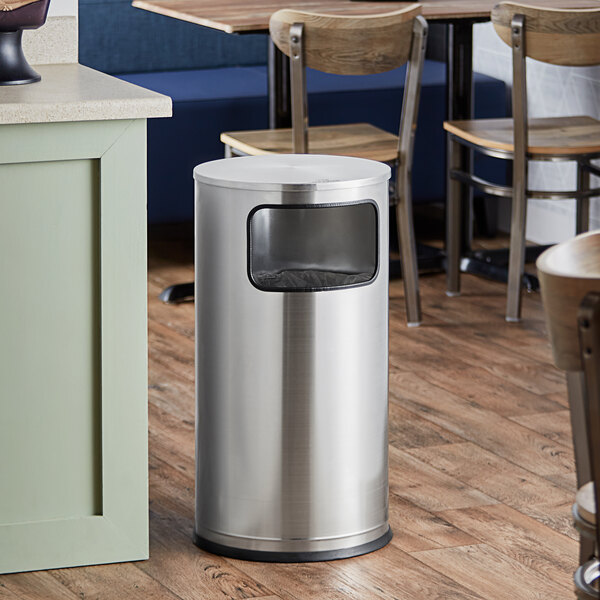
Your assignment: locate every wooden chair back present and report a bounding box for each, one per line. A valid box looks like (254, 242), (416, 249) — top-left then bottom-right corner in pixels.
(269, 5), (421, 75)
(537, 231), (600, 371)
(492, 2), (600, 66)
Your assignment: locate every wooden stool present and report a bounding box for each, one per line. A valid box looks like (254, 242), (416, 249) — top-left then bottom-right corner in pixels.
(537, 232), (600, 597)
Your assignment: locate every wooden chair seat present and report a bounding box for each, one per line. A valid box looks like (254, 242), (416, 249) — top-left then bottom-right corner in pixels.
(576, 481), (596, 525)
(221, 123), (399, 163)
(444, 116), (600, 156)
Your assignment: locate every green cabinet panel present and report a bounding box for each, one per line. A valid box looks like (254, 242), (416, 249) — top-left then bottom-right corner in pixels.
(0, 119), (148, 574)
(0, 158), (102, 525)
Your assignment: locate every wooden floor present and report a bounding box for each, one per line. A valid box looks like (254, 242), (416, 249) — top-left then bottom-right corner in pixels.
(0, 228), (578, 600)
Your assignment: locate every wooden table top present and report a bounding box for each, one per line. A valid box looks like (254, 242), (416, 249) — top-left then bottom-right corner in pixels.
(131, 0), (600, 34)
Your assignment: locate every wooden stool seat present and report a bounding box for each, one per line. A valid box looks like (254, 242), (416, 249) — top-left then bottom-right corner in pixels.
(537, 231), (600, 371)
(444, 116), (600, 156)
(577, 481), (597, 525)
(221, 123), (399, 163)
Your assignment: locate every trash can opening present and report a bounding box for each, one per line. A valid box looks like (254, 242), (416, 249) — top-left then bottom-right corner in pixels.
(248, 201), (378, 292)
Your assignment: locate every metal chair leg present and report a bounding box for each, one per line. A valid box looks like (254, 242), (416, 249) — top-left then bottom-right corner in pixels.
(577, 162), (591, 235)
(446, 136), (462, 297)
(396, 173), (422, 327)
(505, 16), (528, 323)
(224, 143), (232, 158)
(505, 161), (528, 322)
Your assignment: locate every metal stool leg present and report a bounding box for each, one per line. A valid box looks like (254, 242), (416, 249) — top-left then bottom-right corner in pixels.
(577, 162), (591, 235)
(575, 559), (600, 599)
(567, 371), (593, 488)
(580, 538), (596, 568)
(567, 371), (595, 566)
(446, 136), (462, 297)
(575, 294), (600, 597)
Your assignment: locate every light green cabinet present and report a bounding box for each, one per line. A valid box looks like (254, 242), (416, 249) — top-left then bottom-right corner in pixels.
(0, 119), (149, 573)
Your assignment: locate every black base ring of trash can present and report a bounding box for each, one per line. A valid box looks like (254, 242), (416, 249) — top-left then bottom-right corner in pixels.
(193, 527), (392, 563)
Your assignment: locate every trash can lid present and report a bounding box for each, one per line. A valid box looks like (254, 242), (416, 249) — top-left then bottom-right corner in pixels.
(193, 155), (391, 192)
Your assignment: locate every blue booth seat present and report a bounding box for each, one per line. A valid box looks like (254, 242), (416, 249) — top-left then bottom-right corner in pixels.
(117, 63), (507, 224)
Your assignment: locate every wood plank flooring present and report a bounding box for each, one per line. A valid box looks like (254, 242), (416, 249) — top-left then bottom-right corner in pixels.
(0, 228), (579, 599)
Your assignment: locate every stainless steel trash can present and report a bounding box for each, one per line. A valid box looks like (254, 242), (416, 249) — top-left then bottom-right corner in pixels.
(193, 154), (391, 562)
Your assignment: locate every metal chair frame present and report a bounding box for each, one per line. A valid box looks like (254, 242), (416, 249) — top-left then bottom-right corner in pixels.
(446, 13), (600, 322)
(224, 14), (429, 326)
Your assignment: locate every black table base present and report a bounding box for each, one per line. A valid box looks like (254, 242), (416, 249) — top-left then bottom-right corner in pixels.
(159, 282), (195, 304)
(459, 244), (550, 292)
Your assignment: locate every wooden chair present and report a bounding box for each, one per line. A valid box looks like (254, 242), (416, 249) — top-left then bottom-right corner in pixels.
(220, 6), (428, 327)
(537, 231), (600, 597)
(445, 2), (600, 322)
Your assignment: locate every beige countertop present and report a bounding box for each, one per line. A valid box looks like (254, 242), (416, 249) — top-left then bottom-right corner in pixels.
(0, 63), (172, 125)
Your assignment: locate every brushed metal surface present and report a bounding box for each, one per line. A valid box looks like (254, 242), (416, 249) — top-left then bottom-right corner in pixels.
(193, 154), (390, 192)
(195, 155), (390, 555)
